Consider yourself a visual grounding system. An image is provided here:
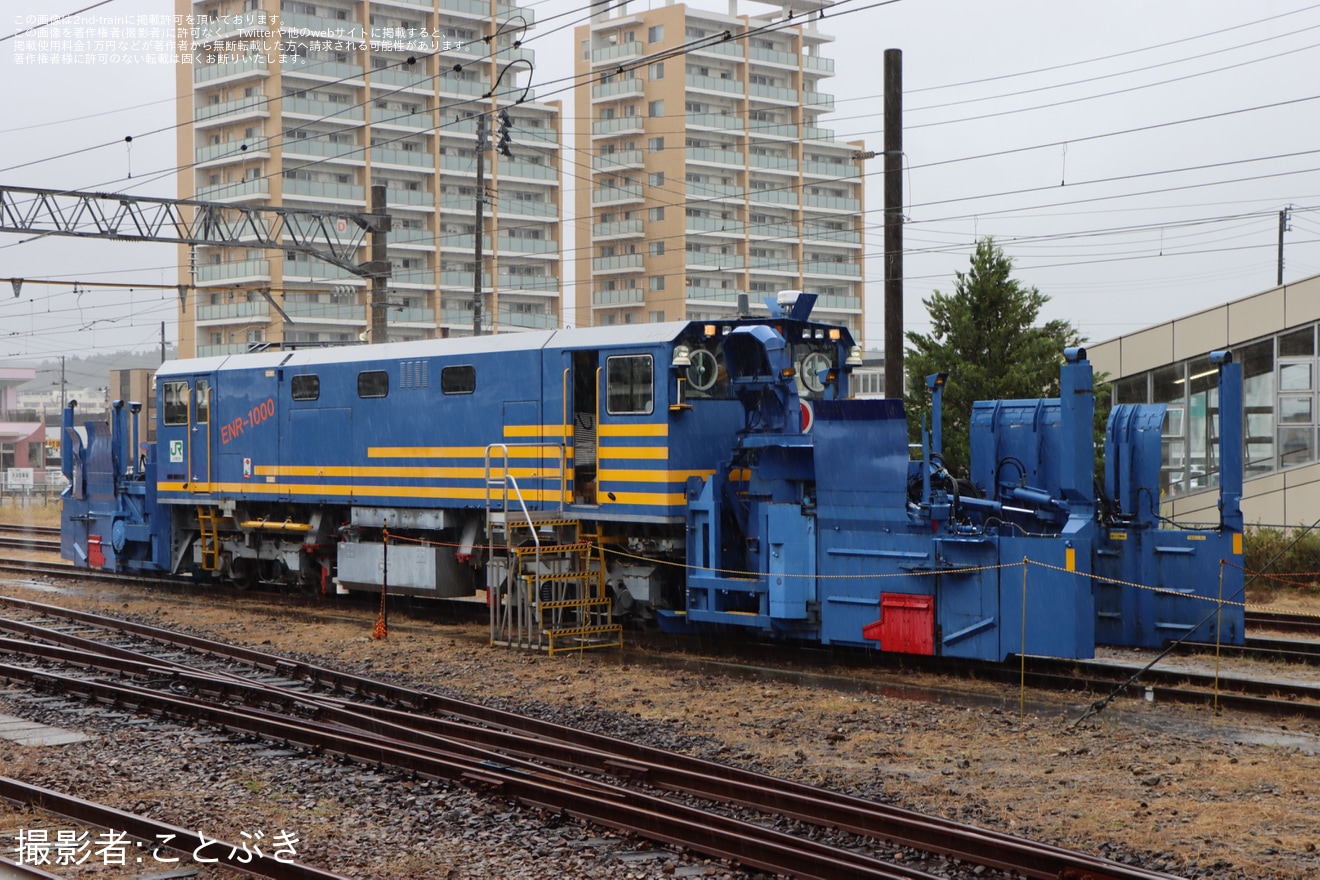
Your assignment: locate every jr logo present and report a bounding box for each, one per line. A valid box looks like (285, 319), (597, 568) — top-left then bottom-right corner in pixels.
(169, 440), (184, 463)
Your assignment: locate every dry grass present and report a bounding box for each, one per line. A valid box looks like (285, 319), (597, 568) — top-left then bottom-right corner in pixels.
(0, 498), (61, 529)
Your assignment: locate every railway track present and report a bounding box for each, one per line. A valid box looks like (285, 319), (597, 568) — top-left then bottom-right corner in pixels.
(0, 595), (1181, 880)
(0, 525), (61, 554)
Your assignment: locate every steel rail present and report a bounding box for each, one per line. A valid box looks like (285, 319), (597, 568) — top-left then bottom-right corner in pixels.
(0, 595), (1183, 880)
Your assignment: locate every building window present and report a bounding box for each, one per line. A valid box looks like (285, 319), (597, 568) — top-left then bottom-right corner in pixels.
(291, 375), (320, 401)
(648, 99), (664, 118)
(606, 354), (653, 415)
(649, 275), (665, 291)
(649, 241), (664, 256)
(648, 206), (664, 221)
(647, 24), (663, 43)
(357, 371), (389, 398)
(649, 61), (664, 79)
(648, 136), (664, 152)
(441, 365), (476, 395)
(648, 171), (664, 188)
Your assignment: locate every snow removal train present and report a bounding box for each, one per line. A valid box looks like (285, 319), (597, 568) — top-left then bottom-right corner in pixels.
(60, 292), (1245, 660)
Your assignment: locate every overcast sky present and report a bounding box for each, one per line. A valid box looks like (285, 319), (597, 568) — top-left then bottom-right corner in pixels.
(1, 0), (1317, 362)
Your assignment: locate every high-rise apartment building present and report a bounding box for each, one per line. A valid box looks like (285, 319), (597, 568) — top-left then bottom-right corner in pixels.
(177, 0), (562, 356)
(573, 0), (864, 335)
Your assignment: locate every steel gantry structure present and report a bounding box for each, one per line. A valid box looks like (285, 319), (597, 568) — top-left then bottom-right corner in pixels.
(0, 183), (394, 344)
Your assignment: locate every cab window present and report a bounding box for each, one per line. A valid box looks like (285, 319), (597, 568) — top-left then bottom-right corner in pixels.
(163, 381), (189, 426)
(606, 354), (653, 415)
(358, 370), (389, 398)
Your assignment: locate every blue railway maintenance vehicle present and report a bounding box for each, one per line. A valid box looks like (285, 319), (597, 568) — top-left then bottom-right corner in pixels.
(60, 292), (1245, 660)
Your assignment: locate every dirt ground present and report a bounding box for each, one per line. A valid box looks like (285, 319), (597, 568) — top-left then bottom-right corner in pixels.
(4, 503), (1320, 878)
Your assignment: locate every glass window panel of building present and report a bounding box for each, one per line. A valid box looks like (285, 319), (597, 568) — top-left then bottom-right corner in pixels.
(1113, 322), (1319, 495)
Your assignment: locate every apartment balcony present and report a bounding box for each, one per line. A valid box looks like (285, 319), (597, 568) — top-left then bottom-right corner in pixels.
(499, 274), (559, 292)
(591, 43), (644, 65)
(749, 46), (799, 67)
(592, 185), (644, 206)
(685, 286), (745, 304)
(283, 180), (366, 204)
(438, 233), (483, 253)
(592, 151), (644, 172)
(686, 183), (744, 202)
(511, 126), (559, 148)
(749, 188), (797, 206)
(686, 74), (744, 95)
(390, 307), (436, 326)
(195, 260), (270, 284)
(687, 147), (744, 168)
(285, 257), (362, 281)
(496, 45), (534, 66)
(592, 254), (644, 274)
(804, 160), (856, 177)
(439, 77), (486, 97)
(389, 227), (436, 248)
(283, 301), (367, 322)
(749, 256), (797, 274)
(195, 140), (270, 168)
(283, 60), (366, 82)
(814, 293), (861, 311)
(282, 97), (364, 123)
(690, 40), (742, 59)
(685, 252), (744, 270)
(750, 153), (796, 171)
(748, 221), (797, 239)
(803, 91), (835, 111)
(803, 260), (862, 277)
(195, 301), (272, 324)
(384, 188), (436, 208)
(803, 126), (836, 142)
(804, 55), (835, 74)
(372, 109), (434, 130)
(284, 139), (365, 163)
(497, 309), (556, 329)
(591, 79), (645, 101)
(686, 113), (742, 132)
(593, 219), (645, 239)
(371, 146), (431, 168)
(371, 0), (431, 11)
(686, 216), (744, 236)
(439, 307), (555, 329)
(749, 83), (797, 104)
(195, 95), (269, 126)
(499, 198), (559, 218)
(804, 227), (862, 246)
(194, 55), (269, 84)
(279, 12), (363, 38)
(195, 179), (270, 202)
(497, 236), (558, 255)
(592, 288), (645, 306)
(190, 11), (268, 45)
(440, 271), (490, 289)
(496, 160), (556, 181)
(392, 267), (436, 287)
(197, 344), (254, 357)
(748, 121), (798, 139)
(371, 67), (433, 91)
(591, 116), (644, 137)
(803, 195), (860, 212)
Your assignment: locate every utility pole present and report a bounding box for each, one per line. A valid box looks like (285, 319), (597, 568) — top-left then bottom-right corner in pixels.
(1278, 207), (1291, 287)
(160, 321), (166, 364)
(59, 356), (65, 412)
(472, 116), (488, 336)
(369, 184), (391, 344)
(883, 48), (904, 401)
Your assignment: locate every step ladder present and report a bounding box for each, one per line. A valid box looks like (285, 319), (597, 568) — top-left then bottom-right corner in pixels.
(486, 446), (622, 654)
(196, 505), (221, 572)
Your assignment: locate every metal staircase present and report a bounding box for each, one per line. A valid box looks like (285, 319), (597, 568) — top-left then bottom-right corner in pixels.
(485, 446), (622, 654)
